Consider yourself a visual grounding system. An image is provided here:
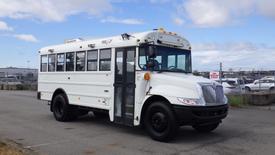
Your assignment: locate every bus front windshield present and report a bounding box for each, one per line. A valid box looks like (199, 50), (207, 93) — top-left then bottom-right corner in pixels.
(139, 45), (192, 73)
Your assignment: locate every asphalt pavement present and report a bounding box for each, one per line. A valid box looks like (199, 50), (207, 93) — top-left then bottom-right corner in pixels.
(0, 90), (275, 155)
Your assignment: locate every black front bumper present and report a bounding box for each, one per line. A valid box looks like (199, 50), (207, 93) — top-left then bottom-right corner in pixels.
(173, 104), (228, 126)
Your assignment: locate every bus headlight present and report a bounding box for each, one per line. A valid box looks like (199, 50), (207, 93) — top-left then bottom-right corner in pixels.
(177, 98), (205, 106)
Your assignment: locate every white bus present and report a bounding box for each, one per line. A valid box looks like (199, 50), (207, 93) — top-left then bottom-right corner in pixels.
(38, 29), (228, 141)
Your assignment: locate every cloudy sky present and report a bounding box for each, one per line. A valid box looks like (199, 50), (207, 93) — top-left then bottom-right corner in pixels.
(0, 0), (274, 71)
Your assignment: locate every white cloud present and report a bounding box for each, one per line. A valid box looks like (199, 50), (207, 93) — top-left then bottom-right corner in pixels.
(13, 34), (38, 42)
(0, 0), (113, 22)
(0, 21), (13, 31)
(192, 42), (275, 70)
(177, 0), (275, 27)
(172, 17), (184, 26)
(101, 16), (144, 25)
(182, 0), (230, 27)
(256, 0), (275, 18)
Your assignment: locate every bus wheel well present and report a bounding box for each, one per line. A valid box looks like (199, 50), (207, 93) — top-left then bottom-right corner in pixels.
(140, 95), (171, 126)
(51, 88), (67, 112)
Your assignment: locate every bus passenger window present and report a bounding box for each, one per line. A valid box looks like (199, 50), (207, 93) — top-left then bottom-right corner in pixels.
(87, 50), (98, 71)
(76, 51), (86, 71)
(41, 55), (47, 72)
(66, 52), (75, 71)
(100, 49), (111, 71)
(57, 53), (65, 72)
(48, 54), (56, 72)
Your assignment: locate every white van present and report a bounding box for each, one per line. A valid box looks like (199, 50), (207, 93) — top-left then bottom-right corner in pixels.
(37, 29), (228, 141)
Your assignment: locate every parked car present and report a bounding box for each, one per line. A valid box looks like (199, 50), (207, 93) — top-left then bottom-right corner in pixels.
(217, 78), (245, 94)
(0, 77), (21, 85)
(261, 76), (275, 81)
(245, 79), (275, 92)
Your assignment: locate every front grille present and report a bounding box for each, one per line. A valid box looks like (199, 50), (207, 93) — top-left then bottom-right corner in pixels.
(193, 107), (228, 117)
(201, 84), (225, 105)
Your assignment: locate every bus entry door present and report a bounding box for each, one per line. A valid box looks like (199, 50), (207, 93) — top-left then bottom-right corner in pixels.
(114, 47), (136, 126)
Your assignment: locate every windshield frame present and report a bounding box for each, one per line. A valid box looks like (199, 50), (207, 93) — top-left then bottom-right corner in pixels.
(138, 44), (192, 73)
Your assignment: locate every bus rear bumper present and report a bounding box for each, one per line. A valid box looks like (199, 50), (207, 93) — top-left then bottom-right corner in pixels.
(173, 104), (228, 126)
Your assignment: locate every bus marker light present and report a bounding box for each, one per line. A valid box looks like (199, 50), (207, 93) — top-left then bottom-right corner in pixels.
(144, 72), (151, 81)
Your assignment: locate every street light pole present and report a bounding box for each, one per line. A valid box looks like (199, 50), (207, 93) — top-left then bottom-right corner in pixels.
(219, 62), (222, 84)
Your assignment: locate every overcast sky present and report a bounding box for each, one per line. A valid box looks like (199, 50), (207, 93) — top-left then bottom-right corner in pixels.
(0, 0), (274, 71)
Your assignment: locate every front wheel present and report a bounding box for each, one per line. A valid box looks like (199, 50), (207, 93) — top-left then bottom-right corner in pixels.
(192, 123), (219, 133)
(144, 102), (178, 142)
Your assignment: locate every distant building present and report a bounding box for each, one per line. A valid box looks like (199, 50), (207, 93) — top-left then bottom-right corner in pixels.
(0, 67), (38, 84)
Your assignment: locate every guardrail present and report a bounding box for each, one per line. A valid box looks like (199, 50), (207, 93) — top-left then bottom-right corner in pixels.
(0, 84), (37, 91)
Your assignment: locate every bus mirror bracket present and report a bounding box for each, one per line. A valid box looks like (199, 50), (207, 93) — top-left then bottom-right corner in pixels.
(148, 46), (156, 58)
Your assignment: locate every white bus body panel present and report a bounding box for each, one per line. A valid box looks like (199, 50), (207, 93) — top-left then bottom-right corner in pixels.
(38, 30), (214, 126)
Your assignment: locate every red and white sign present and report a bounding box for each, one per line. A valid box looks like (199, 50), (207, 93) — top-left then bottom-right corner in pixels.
(209, 71), (220, 80)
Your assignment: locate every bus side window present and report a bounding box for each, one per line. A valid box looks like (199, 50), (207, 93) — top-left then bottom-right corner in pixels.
(99, 49), (111, 71)
(48, 54), (56, 72)
(66, 52), (75, 71)
(57, 53), (65, 72)
(76, 51), (86, 71)
(87, 50), (98, 71)
(41, 55), (48, 72)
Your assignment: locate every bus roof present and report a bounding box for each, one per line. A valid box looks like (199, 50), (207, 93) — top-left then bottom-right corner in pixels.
(39, 30), (191, 55)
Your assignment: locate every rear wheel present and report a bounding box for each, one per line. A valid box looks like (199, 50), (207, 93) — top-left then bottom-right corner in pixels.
(144, 102), (178, 142)
(52, 94), (77, 122)
(270, 87), (275, 93)
(192, 123), (219, 133)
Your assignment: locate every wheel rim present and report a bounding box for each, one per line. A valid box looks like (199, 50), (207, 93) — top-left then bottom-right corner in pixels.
(151, 112), (168, 132)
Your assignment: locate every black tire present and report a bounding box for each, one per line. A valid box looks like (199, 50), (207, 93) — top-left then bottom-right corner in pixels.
(270, 87), (275, 93)
(192, 123), (219, 133)
(52, 94), (77, 122)
(245, 87), (251, 92)
(144, 102), (178, 142)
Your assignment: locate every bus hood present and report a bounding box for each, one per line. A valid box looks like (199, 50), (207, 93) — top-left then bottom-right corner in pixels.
(148, 72), (218, 99)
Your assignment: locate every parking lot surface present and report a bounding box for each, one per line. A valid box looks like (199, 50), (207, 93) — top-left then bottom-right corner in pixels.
(0, 91), (275, 155)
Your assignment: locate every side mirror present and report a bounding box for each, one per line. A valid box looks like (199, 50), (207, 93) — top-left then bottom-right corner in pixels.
(148, 46), (156, 58)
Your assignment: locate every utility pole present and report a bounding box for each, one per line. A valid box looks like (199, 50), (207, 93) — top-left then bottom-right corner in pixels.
(219, 62), (222, 84)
